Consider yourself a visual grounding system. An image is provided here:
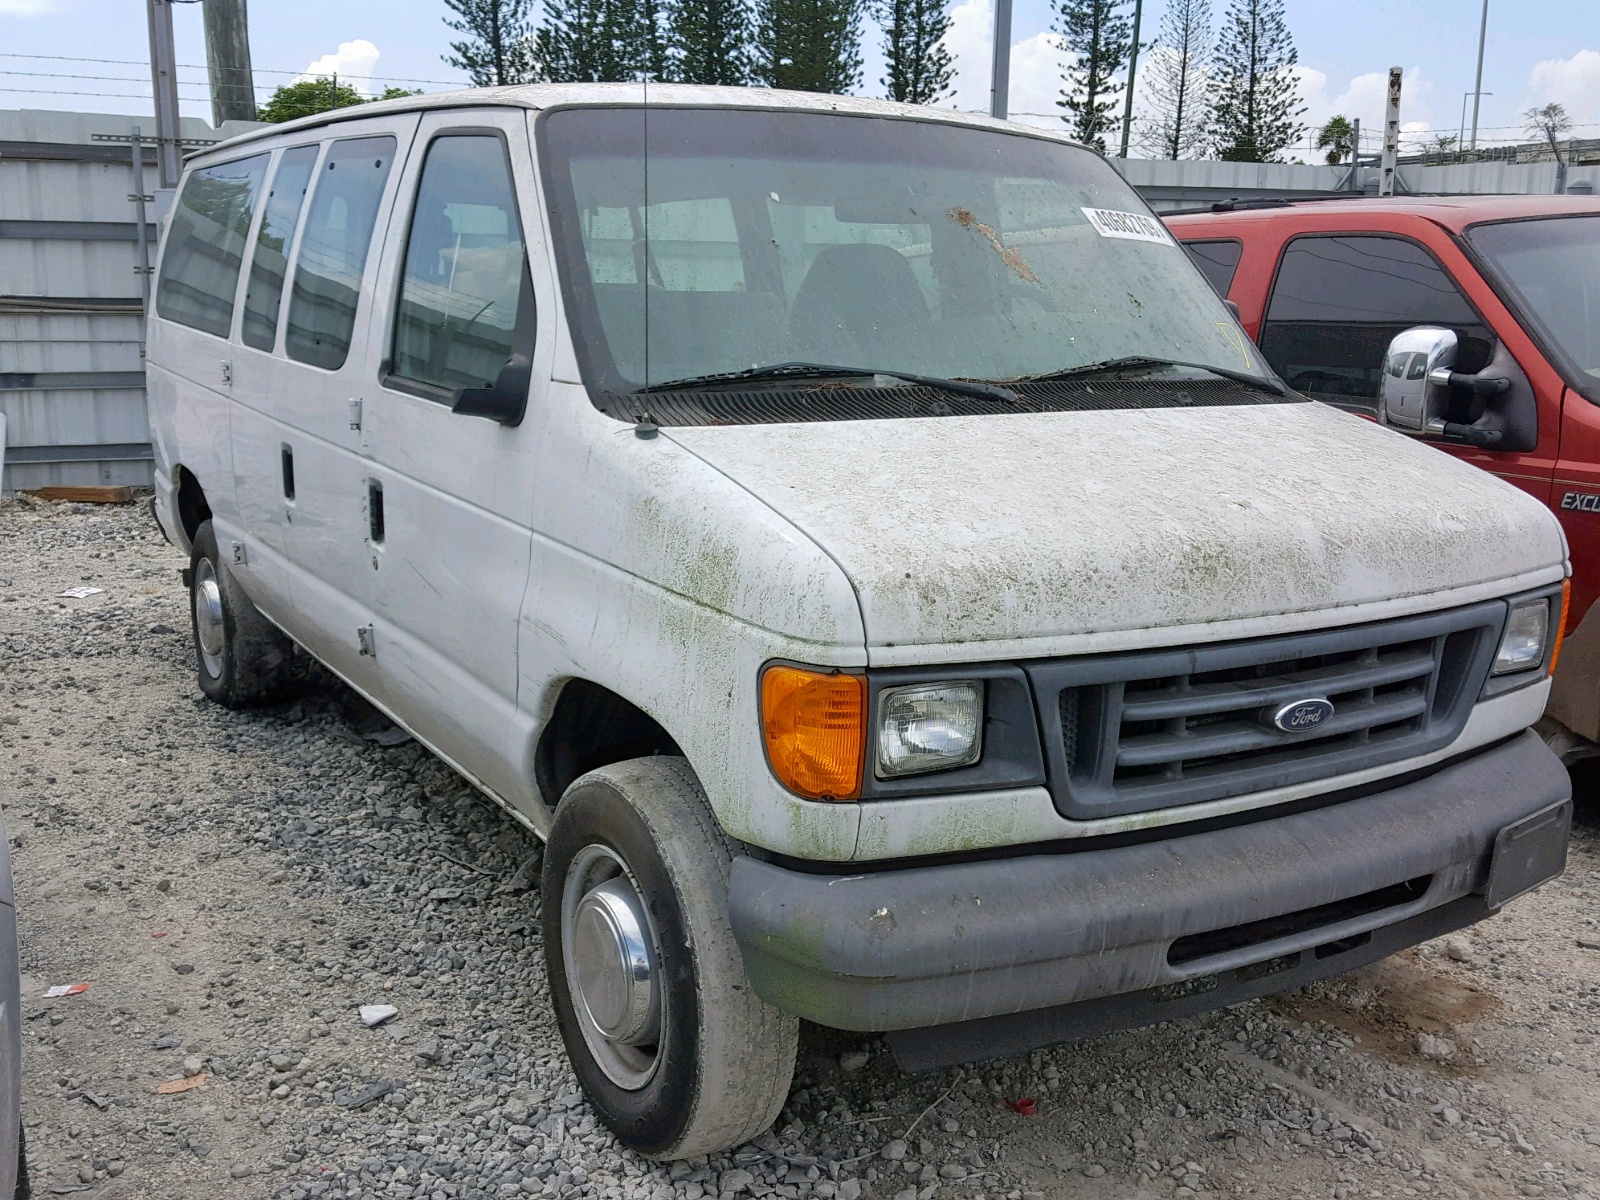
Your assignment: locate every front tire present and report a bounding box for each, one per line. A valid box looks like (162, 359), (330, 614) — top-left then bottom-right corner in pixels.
(188, 521), (292, 708)
(542, 757), (798, 1159)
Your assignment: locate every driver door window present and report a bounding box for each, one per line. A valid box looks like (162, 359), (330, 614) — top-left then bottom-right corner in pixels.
(1261, 235), (1487, 407)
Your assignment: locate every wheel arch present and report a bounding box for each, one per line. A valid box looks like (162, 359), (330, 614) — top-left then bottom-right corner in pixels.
(174, 465), (213, 546)
(534, 678), (684, 810)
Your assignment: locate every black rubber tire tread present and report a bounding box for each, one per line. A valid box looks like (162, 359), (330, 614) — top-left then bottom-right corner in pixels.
(542, 756), (798, 1160)
(14, 1123), (28, 1200)
(189, 521), (292, 708)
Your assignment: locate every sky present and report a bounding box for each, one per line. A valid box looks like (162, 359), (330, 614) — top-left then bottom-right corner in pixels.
(1, 0), (1597, 157)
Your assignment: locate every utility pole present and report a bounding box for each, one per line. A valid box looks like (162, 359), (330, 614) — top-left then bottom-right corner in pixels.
(989, 0), (1013, 120)
(203, 0), (256, 125)
(145, 0), (183, 189)
(1118, 0), (1144, 158)
(1379, 66), (1402, 197)
(1470, 0), (1489, 150)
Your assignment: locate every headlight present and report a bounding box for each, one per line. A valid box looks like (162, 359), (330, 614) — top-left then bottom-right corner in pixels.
(1493, 599), (1550, 675)
(877, 682), (984, 778)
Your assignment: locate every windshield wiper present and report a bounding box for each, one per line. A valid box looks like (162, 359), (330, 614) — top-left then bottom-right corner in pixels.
(1018, 356), (1286, 396)
(635, 361), (1018, 404)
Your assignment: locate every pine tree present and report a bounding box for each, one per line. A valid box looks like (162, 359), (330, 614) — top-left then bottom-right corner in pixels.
(1209, 0), (1304, 162)
(443, 0), (538, 85)
(1054, 0), (1132, 152)
(874, 0), (954, 104)
(670, 0), (752, 84)
(536, 0), (669, 81)
(1137, 0), (1211, 159)
(752, 0), (864, 93)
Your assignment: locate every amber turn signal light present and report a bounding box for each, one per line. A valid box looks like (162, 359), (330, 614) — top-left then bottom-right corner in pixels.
(761, 665), (866, 800)
(1551, 578), (1573, 677)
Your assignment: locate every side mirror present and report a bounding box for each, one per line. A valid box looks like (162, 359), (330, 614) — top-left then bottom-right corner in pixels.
(1379, 326), (1457, 433)
(1379, 326), (1513, 448)
(451, 351), (530, 426)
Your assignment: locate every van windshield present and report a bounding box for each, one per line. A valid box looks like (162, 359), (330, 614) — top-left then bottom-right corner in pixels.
(538, 107), (1279, 418)
(1468, 214), (1600, 404)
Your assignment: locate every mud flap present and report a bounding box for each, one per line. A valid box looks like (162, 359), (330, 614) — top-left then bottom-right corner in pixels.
(1485, 799), (1571, 910)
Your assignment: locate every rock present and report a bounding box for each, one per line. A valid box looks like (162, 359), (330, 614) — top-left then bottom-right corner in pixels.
(882, 1140), (908, 1161)
(720, 1169), (755, 1194)
(1442, 1107), (1462, 1125)
(941, 1118), (960, 1134)
(1444, 936), (1474, 962)
(839, 1180), (862, 1200)
(839, 1050), (869, 1074)
(155, 879), (171, 893)
(268, 1053), (295, 1072)
(894, 1188), (917, 1200)
(106, 1161), (124, 1178)
(181, 1056), (204, 1076)
(230, 1163), (252, 1179)
(508, 1124), (536, 1146)
(270, 1084), (290, 1099)
(1172, 1104), (1188, 1119)
(1083, 1165), (1105, 1178)
(163, 1001), (180, 1016)
(172, 963), (194, 975)
(939, 1164), (967, 1180)
(1417, 1033), (1456, 1061)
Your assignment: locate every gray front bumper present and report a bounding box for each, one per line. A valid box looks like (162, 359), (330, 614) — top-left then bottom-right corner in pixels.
(728, 730), (1570, 1045)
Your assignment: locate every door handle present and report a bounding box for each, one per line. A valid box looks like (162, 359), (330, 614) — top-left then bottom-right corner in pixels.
(280, 444), (295, 500)
(367, 478), (385, 544)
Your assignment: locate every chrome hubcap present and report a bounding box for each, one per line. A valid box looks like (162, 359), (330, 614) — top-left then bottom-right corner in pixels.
(562, 845), (663, 1090)
(193, 559), (226, 678)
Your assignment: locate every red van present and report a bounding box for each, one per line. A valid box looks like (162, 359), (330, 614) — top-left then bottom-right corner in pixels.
(1167, 197), (1600, 754)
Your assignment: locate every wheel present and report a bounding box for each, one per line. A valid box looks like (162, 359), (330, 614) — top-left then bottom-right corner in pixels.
(542, 757), (798, 1159)
(14, 1123), (27, 1200)
(188, 521), (292, 708)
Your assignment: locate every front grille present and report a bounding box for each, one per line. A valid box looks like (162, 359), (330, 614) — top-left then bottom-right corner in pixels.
(1027, 602), (1505, 821)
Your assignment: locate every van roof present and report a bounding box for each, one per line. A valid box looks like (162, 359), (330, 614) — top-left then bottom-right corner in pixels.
(1164, 193), (1600, 236)
(195, 83), (1091, 161)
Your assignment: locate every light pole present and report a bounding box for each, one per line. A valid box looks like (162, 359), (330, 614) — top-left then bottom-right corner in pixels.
(1459, 90), (1492, 150)
(1118, 0), (1144, 158)
(989, 0), (1013, 120)
(1470, 0), (1489, 150)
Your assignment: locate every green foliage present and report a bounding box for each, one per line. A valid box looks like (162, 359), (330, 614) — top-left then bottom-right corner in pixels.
(1139, 0), (1211, 159)
(443, 0), (537, 85)
(1210, 0), (1304, 162)
(874, 0), (953, 104)
(752, 0), (864, 94)
(256, 78), (370, 124)
(1315, 114), (1353, 164)
(1054, 0), (1132, 152)
(378, 86), (426, 100)
(536, 0), (670, 81)
(670, 0), (754, 85)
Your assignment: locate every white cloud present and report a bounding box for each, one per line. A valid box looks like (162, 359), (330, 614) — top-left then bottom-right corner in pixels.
(0, 0), (58, 13)
(296, 39), (382, 97)
(938, 0), (1069, 130)
(1526, 49), (1600, 127)
(1295, 65), (1438, 157)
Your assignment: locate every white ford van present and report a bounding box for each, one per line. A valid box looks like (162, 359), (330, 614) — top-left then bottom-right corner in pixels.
(146, 85), (1574, 1159)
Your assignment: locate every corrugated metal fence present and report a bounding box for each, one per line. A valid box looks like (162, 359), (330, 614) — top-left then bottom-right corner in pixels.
(0, 109), (259, 492)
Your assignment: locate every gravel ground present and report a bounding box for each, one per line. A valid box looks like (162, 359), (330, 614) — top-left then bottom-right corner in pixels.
(5, 494), (1600, 1200)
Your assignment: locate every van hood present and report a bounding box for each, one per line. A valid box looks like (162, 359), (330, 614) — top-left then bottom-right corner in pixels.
(667, 402), (1566, 659)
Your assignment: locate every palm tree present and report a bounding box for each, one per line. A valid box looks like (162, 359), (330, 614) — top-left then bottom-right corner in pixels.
(1315, 115), (1354, 165)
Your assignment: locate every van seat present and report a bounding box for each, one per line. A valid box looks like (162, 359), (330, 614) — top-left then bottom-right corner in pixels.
(593, 284), (785, 383)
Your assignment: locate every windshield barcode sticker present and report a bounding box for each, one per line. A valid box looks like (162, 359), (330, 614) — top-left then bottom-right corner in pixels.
(1082, 208), (1173, 245)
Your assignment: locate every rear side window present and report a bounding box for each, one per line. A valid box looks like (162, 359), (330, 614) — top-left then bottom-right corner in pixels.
(1182, 239), (1243, 297)
(285, 136), (396, 370)
(1261, 235), (1486, 403)
(242, 145), (320, 352)
(391, 135), (530, 393)
(156, 154), (270, 338)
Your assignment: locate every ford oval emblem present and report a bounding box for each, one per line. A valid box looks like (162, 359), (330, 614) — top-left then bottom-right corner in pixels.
(1268, 698), (1335, 733)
